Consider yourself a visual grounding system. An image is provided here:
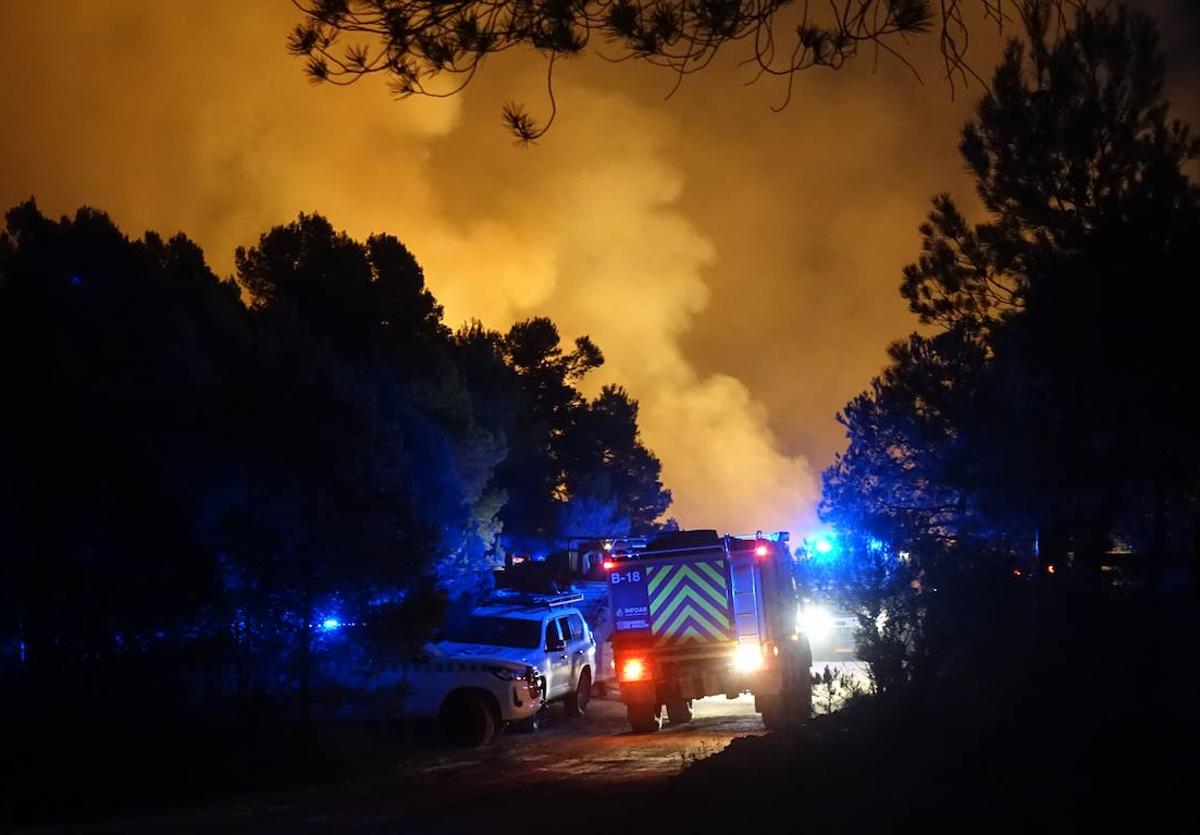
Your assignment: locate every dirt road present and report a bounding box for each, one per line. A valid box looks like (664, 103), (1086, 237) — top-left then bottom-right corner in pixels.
(38, 694), (766, 835)
(33, 661), (868, 835)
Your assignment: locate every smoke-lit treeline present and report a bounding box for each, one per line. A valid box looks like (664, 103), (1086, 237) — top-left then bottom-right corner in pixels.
(1, 1), (1196, 531)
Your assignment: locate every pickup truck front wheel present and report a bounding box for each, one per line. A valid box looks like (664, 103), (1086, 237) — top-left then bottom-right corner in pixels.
(440, 691), (498, 747)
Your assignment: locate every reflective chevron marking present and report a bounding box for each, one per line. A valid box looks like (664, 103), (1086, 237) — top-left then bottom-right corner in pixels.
(651, 584), (728, 632)
(655, 603), (729, 645)
(647, 563), (672, 595)
(646, 560), (733, 646)
(651, 564), (724, 610)
(671, 625), (707, 645)
(696, 560), (726, 588)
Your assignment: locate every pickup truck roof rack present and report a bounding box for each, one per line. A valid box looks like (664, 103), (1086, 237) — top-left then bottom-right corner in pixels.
(484, 590), (584, 609)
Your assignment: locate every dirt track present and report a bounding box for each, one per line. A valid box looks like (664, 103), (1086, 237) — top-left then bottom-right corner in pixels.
(35, 693), (765, 835)
(32, 660), (867, 835)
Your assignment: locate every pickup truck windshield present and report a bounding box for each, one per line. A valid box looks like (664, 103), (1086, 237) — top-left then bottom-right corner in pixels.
(445, 616), (542, 649)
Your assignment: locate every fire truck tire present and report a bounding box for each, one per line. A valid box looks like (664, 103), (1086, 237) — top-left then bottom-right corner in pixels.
(440, 691), (498, 747)
(758, 694), (785, 730)
(564, 668), (592, 718)
(786, 676), (813, 721)
(666, 699), (694, 725)
(627, 701), (663, 733)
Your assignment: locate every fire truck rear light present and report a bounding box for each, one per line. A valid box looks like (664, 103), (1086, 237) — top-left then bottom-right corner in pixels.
(755, 544), (768, 557)
(733, 643), (764, 673)
(603, 560), (616, 571)
(619, 657), (648, 682)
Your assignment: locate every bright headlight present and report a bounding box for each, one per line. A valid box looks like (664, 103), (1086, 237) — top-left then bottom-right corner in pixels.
(800, 604), (836, 642)
(732, 642), (764, 673)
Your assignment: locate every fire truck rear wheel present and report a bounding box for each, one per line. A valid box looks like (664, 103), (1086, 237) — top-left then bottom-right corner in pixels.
(758, 694), (785, 730)
(666, 699), (694, 725)
(627, 701), (663, 733)
(786, 677), (813, 721)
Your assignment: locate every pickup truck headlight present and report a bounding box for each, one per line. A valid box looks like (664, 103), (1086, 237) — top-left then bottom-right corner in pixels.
(487, 665), (522, 680)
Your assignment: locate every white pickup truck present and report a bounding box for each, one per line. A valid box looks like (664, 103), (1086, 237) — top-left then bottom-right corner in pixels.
(385, 655), (543, 746)
(430, 593), (597, 729)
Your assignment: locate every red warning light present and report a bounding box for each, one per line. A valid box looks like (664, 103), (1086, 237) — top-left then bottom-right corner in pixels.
(603, 560), (616, 571)
(755, 544), (768, 558)
(619, 657), (648, 682)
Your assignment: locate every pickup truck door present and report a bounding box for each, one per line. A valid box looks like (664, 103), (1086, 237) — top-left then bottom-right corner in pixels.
(544, 618), (571, 698)
(564, 613), (592, 684)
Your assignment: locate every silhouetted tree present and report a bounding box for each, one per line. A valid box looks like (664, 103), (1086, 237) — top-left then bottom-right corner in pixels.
(490, 317), (604, 543)
(287, 0), (1085, 140)
(0, 199), (673, 733)
(562, 385), (672, 535)
(236, 212), (446, 355)
(822, 329), (991, 558)
(233, 213), (505, 606)
(824, 4), (1200, 574)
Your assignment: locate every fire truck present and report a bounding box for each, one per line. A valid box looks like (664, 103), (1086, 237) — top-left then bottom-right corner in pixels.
(605, 529), (813, 732)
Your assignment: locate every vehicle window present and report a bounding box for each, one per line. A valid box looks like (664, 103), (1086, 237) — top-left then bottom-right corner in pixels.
(544, 619), (562, 648)
(568, 614), (587, 642)
(444, 616), (542, 649)
(556, 616), (575, 642)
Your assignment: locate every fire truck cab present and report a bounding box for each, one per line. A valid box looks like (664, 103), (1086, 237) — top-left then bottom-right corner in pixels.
(606, 529), (812, 731)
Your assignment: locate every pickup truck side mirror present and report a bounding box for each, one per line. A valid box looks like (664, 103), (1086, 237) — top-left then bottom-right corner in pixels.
(546, 636), (566, 653)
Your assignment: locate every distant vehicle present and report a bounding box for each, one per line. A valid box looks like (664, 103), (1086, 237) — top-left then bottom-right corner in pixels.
(605, 530), (813, 732)
(432, 592), (598, 728)
(386, 656), (543, 747)
(800, 600), (859, 661)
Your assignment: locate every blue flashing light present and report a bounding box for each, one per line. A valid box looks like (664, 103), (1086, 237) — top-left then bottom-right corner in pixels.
(320, 618), (341, 631)
(803, 530), (838, 561)
(868, 538), (884, 553)
(70, 275), (82, 286)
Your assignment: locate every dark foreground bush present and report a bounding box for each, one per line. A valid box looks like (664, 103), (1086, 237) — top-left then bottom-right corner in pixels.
(643, 580), (1200, 833)
(0, 695), (409, 826)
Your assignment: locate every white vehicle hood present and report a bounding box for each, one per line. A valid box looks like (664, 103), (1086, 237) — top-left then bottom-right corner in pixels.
(429, 640), (541, 669)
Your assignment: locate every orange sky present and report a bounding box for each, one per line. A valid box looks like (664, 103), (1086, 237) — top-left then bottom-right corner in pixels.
(2, 1), (1195, 533)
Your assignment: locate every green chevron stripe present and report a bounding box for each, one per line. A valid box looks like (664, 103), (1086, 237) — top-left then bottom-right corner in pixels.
(659, 625), (708, 646)
(649, 565), (726, 613)
(659, 602), (729, 644)
(696, 560), (727, 589)
(651, 581), (730, 628)
(651, 584), (730, 632)
(647, 564), (671, 595)
(681, 566), (727, 606)
(678, 626), (705, 644)
(648, 565), (691, 607)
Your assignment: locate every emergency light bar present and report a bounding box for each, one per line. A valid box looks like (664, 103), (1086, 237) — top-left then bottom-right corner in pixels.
(729, 530), (790, 543)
